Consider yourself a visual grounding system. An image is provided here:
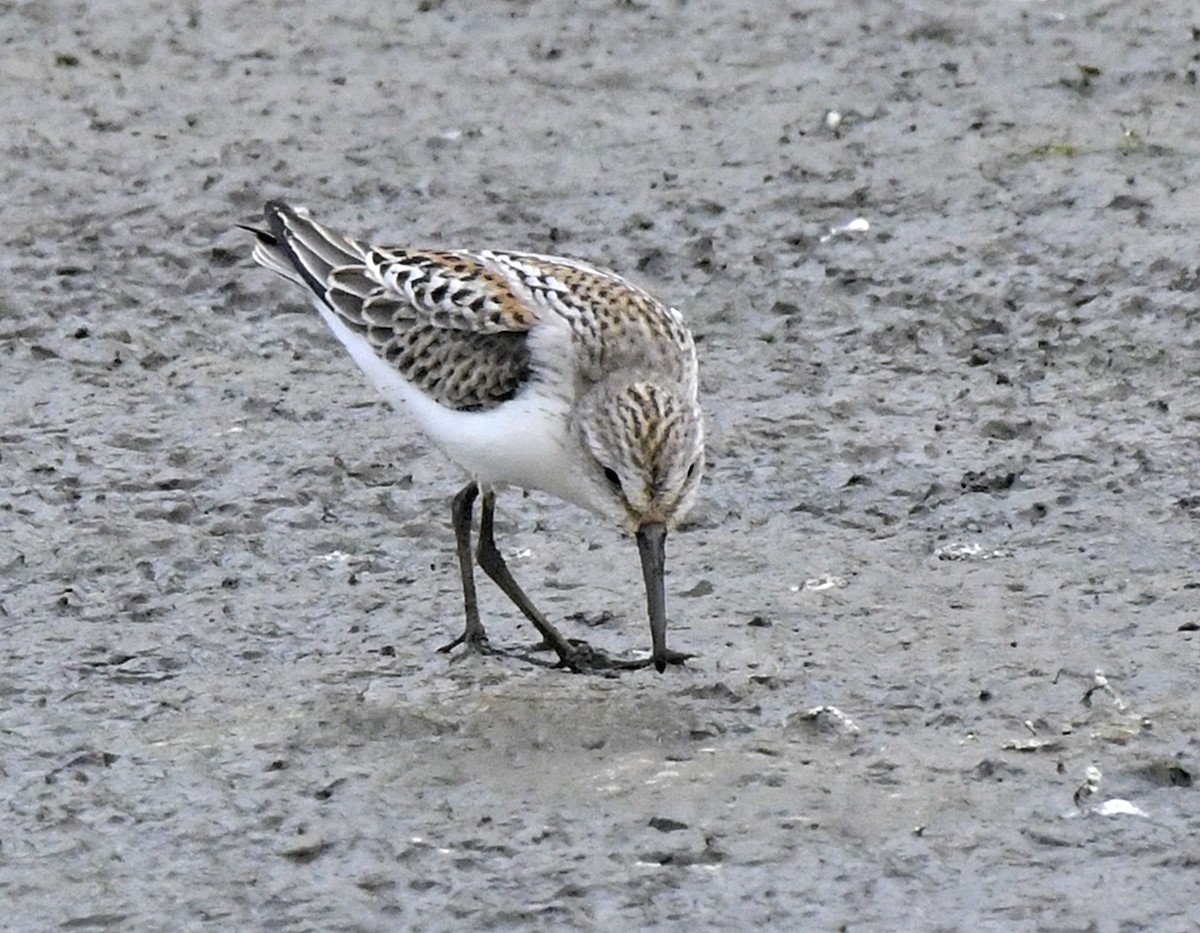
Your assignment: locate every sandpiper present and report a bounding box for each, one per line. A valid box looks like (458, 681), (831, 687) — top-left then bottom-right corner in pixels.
(244, 201), (704, 672)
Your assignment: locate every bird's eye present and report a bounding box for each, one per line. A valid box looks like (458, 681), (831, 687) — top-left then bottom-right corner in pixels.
(685, 460), (700, 482)
(603, 467), (623, 492)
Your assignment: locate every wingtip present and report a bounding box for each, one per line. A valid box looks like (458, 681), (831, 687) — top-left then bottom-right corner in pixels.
(262, 198), (290, 218)
(236, 222), (273, 244)
(261, 200), (322, 248)
(237, 200), (299, 245)
(249, 198), (360, 300)
(263, 199), (311, 224)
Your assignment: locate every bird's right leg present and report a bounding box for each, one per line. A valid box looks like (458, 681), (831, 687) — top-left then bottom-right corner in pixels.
(438, 481), (491, 654)
(474, 489), (593, 673)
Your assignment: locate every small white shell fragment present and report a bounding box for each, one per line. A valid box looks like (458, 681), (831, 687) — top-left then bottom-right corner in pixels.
(802, 705), (860, 735)
(803, 574), (848, 592)
(934, 541), (1012, 561)
(818, 216), (871, 243)
(1094, 799), (1148, 818)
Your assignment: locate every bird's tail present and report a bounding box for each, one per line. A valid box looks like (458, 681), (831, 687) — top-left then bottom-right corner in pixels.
(242, 200), (365, 301)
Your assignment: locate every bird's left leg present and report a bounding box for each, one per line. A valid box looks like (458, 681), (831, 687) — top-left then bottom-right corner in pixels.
(438, 481), (491, 655)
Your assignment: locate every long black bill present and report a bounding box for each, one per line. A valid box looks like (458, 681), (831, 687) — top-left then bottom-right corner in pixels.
(636, 521), (669, 672)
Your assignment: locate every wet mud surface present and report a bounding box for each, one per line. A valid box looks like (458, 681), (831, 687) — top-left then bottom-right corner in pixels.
(3, 1), (1200, 929)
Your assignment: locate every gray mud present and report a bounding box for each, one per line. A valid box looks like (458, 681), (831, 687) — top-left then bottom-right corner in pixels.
(3, 1), (1199, 930)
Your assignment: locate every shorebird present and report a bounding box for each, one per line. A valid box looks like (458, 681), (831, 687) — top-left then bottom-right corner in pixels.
(244, 201), (704, 673)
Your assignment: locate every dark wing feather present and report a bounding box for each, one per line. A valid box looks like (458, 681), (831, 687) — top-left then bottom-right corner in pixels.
(251, 201), (533, 411)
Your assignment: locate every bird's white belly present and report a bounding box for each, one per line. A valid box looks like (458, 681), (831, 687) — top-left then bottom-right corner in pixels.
(314, 302), (596, 511)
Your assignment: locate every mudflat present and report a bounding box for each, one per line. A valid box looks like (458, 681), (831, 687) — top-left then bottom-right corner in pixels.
(3, 1), (1198, 929)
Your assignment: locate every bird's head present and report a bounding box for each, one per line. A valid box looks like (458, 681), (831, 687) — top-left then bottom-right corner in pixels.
(574, 375), (705, 532)
(574, 375), (704, 671)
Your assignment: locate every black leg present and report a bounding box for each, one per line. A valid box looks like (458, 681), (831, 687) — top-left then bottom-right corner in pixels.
(437, 481), (490, 653)
(440, 488), (691, 674)
(475, 489), (592, 672)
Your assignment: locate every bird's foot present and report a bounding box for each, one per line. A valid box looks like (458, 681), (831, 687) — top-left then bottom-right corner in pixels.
(526, 638), (693, 675)
(437, 627), (497, 658)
